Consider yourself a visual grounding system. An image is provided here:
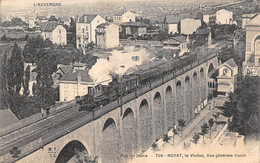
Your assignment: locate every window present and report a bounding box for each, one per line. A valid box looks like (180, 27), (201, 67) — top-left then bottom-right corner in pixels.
(97, 20), (99, 23)
(65, 91), (69, 98)
(223, 68), (228, 75)
(59, 30), (61, 34)
(86, 26), (88, 31)
(246, 69), (251, 75)
(82, 28), (84, 33)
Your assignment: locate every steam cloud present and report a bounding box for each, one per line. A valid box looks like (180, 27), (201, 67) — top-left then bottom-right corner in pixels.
(89, 46), (151, 85)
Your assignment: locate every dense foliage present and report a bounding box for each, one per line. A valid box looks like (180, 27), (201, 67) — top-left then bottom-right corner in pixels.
(220, 76), (260, 140)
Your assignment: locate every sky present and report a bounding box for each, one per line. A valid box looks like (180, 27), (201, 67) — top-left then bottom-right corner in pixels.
(0, 0), (229, 7)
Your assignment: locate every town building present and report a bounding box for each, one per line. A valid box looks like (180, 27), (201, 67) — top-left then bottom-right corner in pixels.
(96, 22), (119, 49)
(76, 14), (106, 49)
(217, 58), (238, 97)
(243, 14), (260, 76)
(216, 9), (233, 25)
(162, 35), (190, 57)
(160, 14), (179, 34)
(197, 9), (216, 25)
(28, 15), (48, 29)
(58, 16), (70, 26)
(180, 18), (201, 35)
(113, 11), (136, 24)
(120, 22), (147, 36)
(241, 13), (258, 29)
(59, 63), (93, 102)
(40, 21), (67, 45)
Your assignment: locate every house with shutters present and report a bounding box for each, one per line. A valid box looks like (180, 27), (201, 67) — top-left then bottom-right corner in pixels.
(96, 22), (119, 49)
(217, 58), (238, 97)
(113, 11), (136, 24)
(160, 14), (179, 34)
(76, 14), (106, 49)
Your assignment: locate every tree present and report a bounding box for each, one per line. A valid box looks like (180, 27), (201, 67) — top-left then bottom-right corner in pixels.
(34, 49), (57, 107)
(219, 93), (236, 118)
(32, 82), (37, 96)
(1, 34), (7, 41)
(192, 132), (200, 145)
(162, 134), (170, 143)
(200, 122), (209, 144)
(208, 118), (214, 138)
(178, 119), (186, 131)
(151, 142), (158, 151)
(228, 76), (260, 138)
(183, 142), (190, 150)
(8, 43), (24, 93)
(23, 65), (30, 97)
(213, 113), (219, 131)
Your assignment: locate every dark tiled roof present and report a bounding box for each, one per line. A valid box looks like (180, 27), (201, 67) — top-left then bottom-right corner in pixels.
(60, 69), (93, 82)
(200, 9), (217, 15)
(97, 22), (111, 28)
(225, 58), (237, 68)
(78, 14), (98, 23)
(196, 28), (211, 35)
(120, 22), (148, 27)
(164, 15), (179, 24)
(59, 16), (70, 22)
(36, 15), (48, 21)
(48, 15), (58, 21)
(41, 22), (60, 32)
(114, 10), (125, 16)
(163, 35), (187, 44)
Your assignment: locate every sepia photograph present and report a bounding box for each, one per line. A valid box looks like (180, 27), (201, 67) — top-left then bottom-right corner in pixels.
(0, 0), (259, 162)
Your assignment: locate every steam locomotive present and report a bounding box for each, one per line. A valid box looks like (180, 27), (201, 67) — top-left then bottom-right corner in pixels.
(76, 53), (197, 111)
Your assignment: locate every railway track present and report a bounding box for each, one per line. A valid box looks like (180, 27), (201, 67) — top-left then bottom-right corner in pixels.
(0, 102), (80, 157)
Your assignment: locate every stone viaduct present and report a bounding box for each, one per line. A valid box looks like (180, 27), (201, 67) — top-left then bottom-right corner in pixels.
(16, 54), (218, 163)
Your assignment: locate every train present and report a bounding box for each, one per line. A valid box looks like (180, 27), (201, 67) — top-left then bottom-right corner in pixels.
(76, 53), (197, 111)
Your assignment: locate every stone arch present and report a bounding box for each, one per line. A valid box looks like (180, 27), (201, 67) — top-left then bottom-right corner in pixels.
(184, 75), (192, 122)
(122, 107), (137, 159)
(193, 72), (198, 81)
(208, 63), (215, 78)
(101, 118), (120, 163)
(200, 68), (204, 79)
(55, 140), (89, 163)
(165, 86), (175, 130)
(254, 35), (260, 55)
(139, 99), (152, 151)
(192, 71), (200, 114)
(250, 32), (260, 52)
(200, 67), (206, 106)
(176, 80), (183, 120)
(153, 91), (164, 140)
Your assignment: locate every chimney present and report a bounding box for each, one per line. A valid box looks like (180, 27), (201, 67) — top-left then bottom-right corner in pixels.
(208, 31), (212, 46)
(77, 72), (81, 84)
(84, 15), (87, 23)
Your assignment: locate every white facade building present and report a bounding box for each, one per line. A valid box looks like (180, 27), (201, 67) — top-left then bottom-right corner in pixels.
(76, 14), (106, 49)
(96, 22), (119, 49)
(41, 22), (67, 45)
(113, 11), (136, 24)
(216, 9), (233, 25)
(217, 58), (238, 96)
(180, 18), (201, 35)
(243, 14), (260, 76)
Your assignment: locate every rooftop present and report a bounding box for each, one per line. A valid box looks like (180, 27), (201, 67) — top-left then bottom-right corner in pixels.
(97, 22), (111, 28)
(225, 58), (237, 68)
(120, 21), (148, 27)
(78, 14), (98, 23)
(0, 109), (19, 128)
(60, 69), (93, 83)
(163, 35), (187, 44)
